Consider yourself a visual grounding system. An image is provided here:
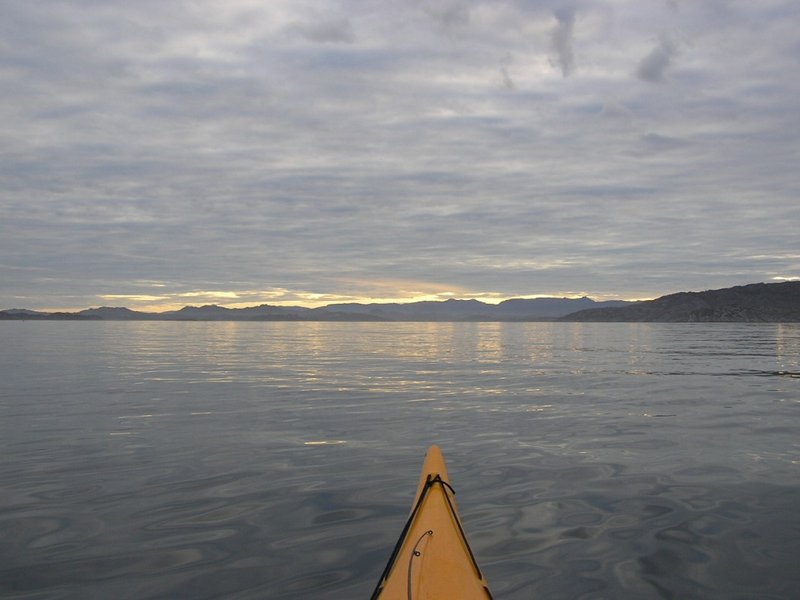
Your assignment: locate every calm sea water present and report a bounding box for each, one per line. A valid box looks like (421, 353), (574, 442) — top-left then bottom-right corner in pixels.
(0, 322), (798, 599)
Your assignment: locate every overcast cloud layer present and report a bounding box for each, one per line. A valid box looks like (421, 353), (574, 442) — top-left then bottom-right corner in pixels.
(1, 0), (799, 310)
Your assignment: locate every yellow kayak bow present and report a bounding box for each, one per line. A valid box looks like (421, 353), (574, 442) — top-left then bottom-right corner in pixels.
(371, 445), (492, 599)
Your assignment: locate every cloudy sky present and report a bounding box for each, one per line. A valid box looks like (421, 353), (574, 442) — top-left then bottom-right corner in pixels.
(1, 0), (798, 311)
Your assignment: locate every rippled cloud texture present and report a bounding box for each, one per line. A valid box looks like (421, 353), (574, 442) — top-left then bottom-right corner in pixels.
(2, 1), (799, 309)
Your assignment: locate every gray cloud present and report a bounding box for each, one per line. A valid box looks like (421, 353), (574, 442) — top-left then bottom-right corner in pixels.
(636, 132), (689, 155)
(426, 1), (471, 32)
(550, 7), (576, 77)
(636, 36), (678, 82)
(500, 67), (515, 89)
(288, 16), (355, 44)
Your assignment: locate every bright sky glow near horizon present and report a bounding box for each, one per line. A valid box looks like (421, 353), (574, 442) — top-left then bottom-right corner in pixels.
(1, 1), (799, 312)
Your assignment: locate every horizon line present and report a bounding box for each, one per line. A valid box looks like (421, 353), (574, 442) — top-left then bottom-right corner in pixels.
(4, 293), (654, 315)
(8, 279), (795, 314)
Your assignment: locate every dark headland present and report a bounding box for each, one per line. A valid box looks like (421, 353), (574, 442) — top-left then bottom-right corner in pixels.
(2, 282), (798, 322)
(562, 281), (800, 322)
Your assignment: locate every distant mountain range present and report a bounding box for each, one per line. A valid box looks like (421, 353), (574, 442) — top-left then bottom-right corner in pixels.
(2, 282), (798, 322)
(1, 296), (629, 322)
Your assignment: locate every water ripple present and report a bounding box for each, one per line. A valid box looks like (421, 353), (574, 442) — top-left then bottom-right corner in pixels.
(1, 322), (799, 599)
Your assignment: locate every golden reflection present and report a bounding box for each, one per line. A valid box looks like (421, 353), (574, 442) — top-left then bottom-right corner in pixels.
(776, 324), (800, 372)
(95, 321), (690, 405)
(304, 440), (347, 446)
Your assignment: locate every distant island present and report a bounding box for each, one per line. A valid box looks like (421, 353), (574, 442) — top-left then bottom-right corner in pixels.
(2, 282), (799, 322)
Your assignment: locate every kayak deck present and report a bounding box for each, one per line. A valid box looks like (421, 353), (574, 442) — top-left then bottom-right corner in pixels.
(371, 445), (492, 599)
